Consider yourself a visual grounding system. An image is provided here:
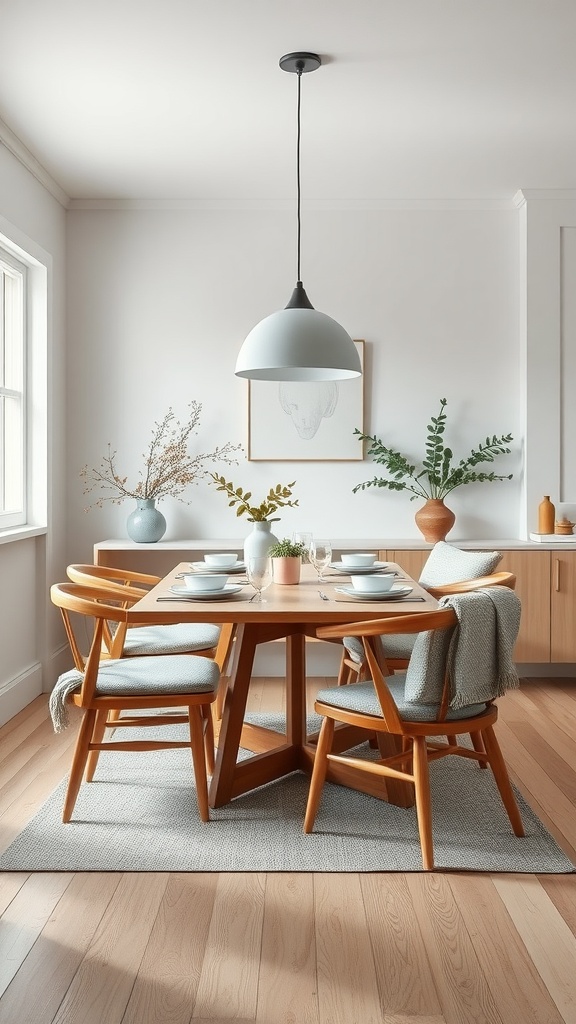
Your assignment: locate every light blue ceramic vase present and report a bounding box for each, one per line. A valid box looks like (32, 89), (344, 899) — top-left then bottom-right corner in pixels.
(126, 498), (166, 543)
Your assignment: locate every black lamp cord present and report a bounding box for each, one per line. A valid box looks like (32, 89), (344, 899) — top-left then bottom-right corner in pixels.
(296, 66), (302, 284)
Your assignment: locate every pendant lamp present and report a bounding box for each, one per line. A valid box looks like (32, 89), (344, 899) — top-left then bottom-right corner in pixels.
(235, 51), (362, 382)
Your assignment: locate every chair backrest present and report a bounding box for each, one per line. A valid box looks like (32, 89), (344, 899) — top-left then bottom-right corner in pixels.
(418, 541), (502, 589)
(51, 582), (134, 703)
(320, 589), (521, 729)
(66, 567), (162, 656)
(318, 608), (458, 732)
(405, 588), (521, 712)
(51, 581), (146, 675)
(67, 563), (160, 597)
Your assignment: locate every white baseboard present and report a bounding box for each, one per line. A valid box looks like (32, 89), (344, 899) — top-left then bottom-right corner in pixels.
(47, 644), (75, 690)
(0, 662), (43, 727)
(517, 663), (576, 677)
(253, 640), (342, 677)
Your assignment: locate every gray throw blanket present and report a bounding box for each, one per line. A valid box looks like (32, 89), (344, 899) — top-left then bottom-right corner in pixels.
(49, 668), (83, 733)
(404, 587), (521, 710)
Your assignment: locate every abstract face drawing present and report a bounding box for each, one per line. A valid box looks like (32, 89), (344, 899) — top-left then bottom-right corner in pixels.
(278, 381), (339, 439)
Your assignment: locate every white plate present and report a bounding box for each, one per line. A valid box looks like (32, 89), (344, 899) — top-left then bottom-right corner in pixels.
(169, 583), (244, 600)
(330, 561), (391, 574)
(335, 585), (414, 602)
(190, 560), (245, 573)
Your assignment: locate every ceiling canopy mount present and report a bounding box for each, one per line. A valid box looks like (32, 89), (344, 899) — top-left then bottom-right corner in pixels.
(278, 51), (322, 75)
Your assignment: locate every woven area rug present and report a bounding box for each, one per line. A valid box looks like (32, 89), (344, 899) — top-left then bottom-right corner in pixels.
(1, 714), (573, 873)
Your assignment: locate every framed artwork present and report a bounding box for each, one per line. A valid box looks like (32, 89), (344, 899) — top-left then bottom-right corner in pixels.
(247, 340), (364, 461)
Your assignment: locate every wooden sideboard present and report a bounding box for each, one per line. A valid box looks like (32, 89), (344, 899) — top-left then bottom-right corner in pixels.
(93, 539), (576, 664)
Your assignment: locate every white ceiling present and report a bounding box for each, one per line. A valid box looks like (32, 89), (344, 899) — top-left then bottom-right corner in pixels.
(1, 0), (576, 204)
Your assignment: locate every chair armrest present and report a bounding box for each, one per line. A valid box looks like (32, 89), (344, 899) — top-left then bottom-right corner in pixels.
(316, 607), (456, 641)
(426, 571), (516, 599)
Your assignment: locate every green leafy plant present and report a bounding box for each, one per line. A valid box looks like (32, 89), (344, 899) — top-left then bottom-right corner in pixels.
(353, 398), (513, 501)
(80, 402), (243, 509)
(268, 538), (306, 558)
(208, 475), (299, 522)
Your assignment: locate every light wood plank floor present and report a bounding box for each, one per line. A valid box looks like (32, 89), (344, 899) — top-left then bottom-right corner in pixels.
(1, 676), (575, 1024)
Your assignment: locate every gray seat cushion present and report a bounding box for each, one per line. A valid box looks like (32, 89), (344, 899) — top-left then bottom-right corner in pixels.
(316, 676), (487, 723)
(95, 654), (219, 696)
(122, 622), (221, 656)
(418, 541), (502, 588)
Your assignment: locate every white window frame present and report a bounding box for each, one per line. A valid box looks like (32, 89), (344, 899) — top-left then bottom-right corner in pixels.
(0, 220), (48, 543)
(0, 249), (27, 528)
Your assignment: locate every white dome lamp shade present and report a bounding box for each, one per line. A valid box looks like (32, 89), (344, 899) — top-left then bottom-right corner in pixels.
(235, 52), (362, 383)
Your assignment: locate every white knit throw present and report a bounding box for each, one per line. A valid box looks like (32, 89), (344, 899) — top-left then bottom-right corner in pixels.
(49, 668), (83, 733)
(405, 587), (521, 710)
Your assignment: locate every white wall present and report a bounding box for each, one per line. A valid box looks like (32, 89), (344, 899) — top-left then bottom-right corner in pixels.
(516, 190), (576, 528)
(0, 143), (67, 724)
(66, 201), (521, 560)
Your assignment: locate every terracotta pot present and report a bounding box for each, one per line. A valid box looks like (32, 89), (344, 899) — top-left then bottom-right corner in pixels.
(271, 556), (301, 585)
(414, 498), (456, 543)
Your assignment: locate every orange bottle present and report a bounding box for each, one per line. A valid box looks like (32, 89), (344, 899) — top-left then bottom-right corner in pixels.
(538, 495), (555, 535)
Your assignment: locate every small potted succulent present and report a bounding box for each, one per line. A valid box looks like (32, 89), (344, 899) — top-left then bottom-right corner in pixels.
(268, 538), (306, 585)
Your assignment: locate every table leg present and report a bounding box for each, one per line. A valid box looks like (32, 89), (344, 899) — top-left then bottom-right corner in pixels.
(285, 632), (307, 744)
(208, 623), (256, 806)
(209, 623), (303, 807)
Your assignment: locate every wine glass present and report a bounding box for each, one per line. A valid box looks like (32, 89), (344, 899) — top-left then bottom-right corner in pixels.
(247, 555), (272, 603)
(292, 531), (313, 563)
(309, 539), (332, 582)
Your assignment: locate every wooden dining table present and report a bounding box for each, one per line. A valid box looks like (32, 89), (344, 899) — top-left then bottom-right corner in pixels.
(127, 561), (439, 808)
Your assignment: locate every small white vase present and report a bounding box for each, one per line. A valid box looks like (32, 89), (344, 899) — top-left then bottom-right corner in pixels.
(243, 521), (279, 563)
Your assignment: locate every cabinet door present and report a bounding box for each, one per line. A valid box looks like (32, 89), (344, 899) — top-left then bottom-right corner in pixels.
(550, 551), (576, 661)
(383, 549), (429, 581)
(497, 551), (551, 662)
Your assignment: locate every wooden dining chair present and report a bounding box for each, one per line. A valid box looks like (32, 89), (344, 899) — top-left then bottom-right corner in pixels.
(66, 563), (232, 659)
(50, 582), (221, 822)
(66, 564), (235, 726)
(66, 564), (234, 708)
(305, 591), (525, 870)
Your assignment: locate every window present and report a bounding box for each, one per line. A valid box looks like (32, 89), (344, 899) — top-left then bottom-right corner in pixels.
(0, 250), (26, 529)
(0, 221), (48, 540)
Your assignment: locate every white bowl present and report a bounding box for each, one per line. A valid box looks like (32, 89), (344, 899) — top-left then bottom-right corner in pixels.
(341, 552), (377, 567)
(181, 573), (229, 593)
(350, 573), (395, 593)
(204, 552), (238, 568)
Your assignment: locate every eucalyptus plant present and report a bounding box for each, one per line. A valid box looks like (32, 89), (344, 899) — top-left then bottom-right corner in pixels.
(353, 398), (513, 501)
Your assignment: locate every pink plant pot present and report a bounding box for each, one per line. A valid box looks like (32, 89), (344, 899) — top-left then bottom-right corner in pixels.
(272, 556), (301, 585)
